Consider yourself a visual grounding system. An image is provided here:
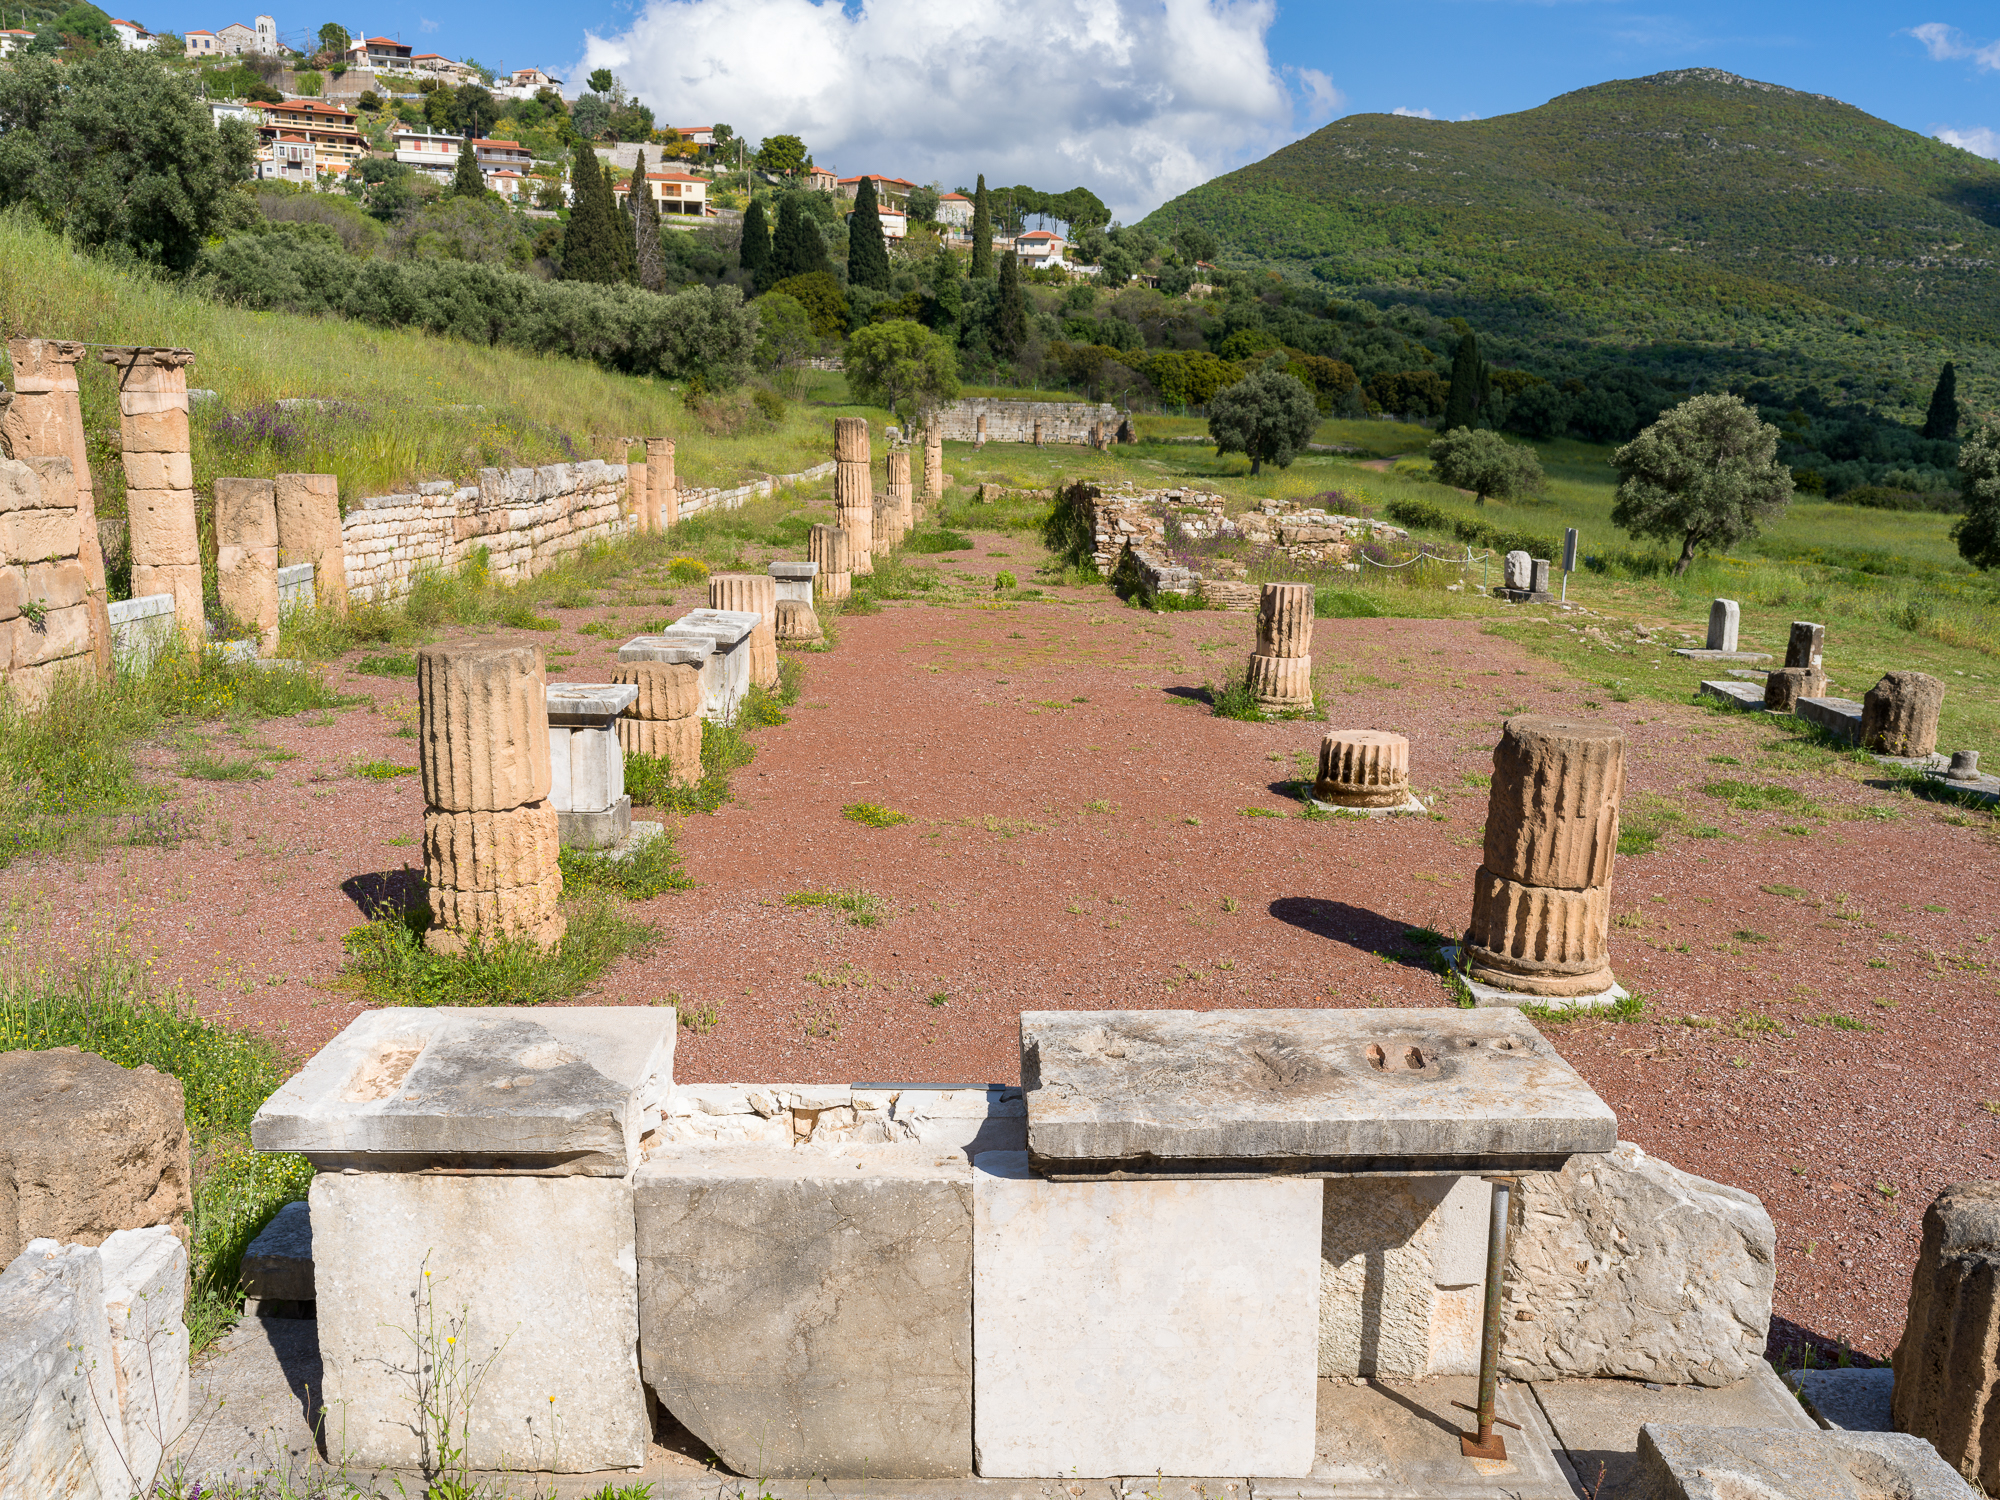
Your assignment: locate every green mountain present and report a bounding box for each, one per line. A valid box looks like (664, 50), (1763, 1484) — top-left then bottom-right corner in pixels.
(1143, 69), (2000, 416)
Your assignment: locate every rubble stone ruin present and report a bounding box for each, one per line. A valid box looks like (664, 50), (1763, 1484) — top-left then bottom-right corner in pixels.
(101, 347), (202, 643)
(833, 417), (874, 576)
(1313, 729), (1417, 813)
(1462, 716), (1625, 999)
(708, 572), (779, 691)
(3, 337), (111, 676)
(769, 559), (823, 644)
(808, 521), (852, 602)
(214, 479), (280, 657)
(1248, 581), (1315, 712)
(417, 644), (564, 954)
(1863, 670), (1945, 758)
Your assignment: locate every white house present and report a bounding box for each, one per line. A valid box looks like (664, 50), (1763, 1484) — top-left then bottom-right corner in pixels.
(1014, 229), (1067, 269)
(613, 170), (711, 219)
(257, 135), (317, 186)
(108, 17), (154, 50)
(936, 191), (972, 227)
(210, 99), (262, 126)
(493, 66), (562, 100)
(0, 28), (37, 56)
(183, 28), (217, 54)
(410, 53), (475, 82)
(392, 129), (534, 190)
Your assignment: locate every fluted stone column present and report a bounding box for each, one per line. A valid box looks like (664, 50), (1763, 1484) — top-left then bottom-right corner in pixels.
(769, 560), (822, 644)
(611, 642), (704, 785)
(101, 347), (201, 642)
(1461, 716), (1625, 998)
(922, 425), (944, 512)
(809, 522), (851, 602)
(834, 418), (873, 576)
(274, 473), (346, 612)
(647, 438), (676, 531)
(416, 645), (563, 954)
(214, 478), (279, 656)
(887, 451), (914, 541)
(709, 572), (779, 690)
(4, 338), (110, 676)
(1246, 582), (1314, 712)
(1314, 730), (1410, 809)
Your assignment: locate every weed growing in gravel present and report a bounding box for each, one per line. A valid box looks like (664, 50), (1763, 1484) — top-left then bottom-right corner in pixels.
(1208, 677), (1265, 722)
(1519, 992), (1646, 1024)
(353, 653), (419, 677)
(1704, 779), (1820, 816)
(558, 833), (694, 900)
(1762, 883), (1810, 898)
(178, 743), (270, 781)
(1804, 1012), (1875, 1031)
(843, 802), (912, 828)
(678, 999), (721, 1035)
(353, 759), (418, 780)
(785, 889), (886, 927)
(797, 999), (842, 1040)
(1241, 807), (1284, 819)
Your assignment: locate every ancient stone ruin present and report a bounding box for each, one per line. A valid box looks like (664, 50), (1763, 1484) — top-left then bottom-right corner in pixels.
(416, 644), (564, 954)
(1313, 728), (1422, 815)
(707, 571), (779, 691)
(214, 478), (280, 657)
(101, 347), (201, 643)
(646, 436), (677, 531)
(770, 559), (823, 644)
(611, 639), (705, 785)
(1862, 670), (1945, 758)
(0, 456), (99, 703)
(1247, 581), (1315, 712)
(3, 337), (111, 677)
(1460, 716), (1626, 1003)
(809, 521), (852, 602)
(547, 681), (639, 849)
(833, 417), (874, 576)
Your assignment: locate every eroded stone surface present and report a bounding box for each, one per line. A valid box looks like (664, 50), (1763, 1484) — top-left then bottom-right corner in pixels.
(1248, 651), (1313, 708)
(1786, 620), (1826, 670)
(1315, 730), (1409, 808)
(1634, 1424), (1978, 1500)
(972, 1152), (1320, 1478)
(250, 1007), (673, 1172)
(1319, 1176), (1484, 1380)
(636, 1147), (973, 1478)
(1708, 599), (1741, 652)
(100, 1225), (189, 1486)
(1256, 582), (1315, 658)
(0, 1238), (122, 1500)
(611, 659), (701, 721)
(1892, 1179), (2000, 1490)
(1463, 872), (1613, 995)
(416, 644), (551, 813)
(1482, 716), (1625, 890)
(1765, 666), (1828, 712)
(240, 1201), (313, 1303)
(422, 803), (560, 893)
(1862, 672), (1945, 758)
(1022, 1008), (1615, 1171)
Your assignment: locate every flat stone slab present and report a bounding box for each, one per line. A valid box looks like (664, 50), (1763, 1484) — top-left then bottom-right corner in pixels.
(617, 636), (708, 666)
(1673, 649), (1772, 663)
(1922, 768), (2000, 805)
(250, 1007), (674, 1173)
(1637, 1423), (1979, 1500)
(1797, 696), (1864, 741)
(240, 1200), (313, 1303)
(663, 608), (757, 646)
(1443, 946), (1630, 1012)
(636, 1146), (974, 1478)
(972, 1152), (1321, 1477)
(769, 560), (818, 579)
(1785, 1367), (1893, 1432)
(1021, 1009), (1616, 1175)
(546, 682), (639, 721)
(1308, 792), (1428, 818)
(1700, 680), (1770, 711)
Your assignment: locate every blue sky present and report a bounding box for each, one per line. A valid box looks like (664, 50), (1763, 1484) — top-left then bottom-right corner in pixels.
(158, 2), (1999, 218)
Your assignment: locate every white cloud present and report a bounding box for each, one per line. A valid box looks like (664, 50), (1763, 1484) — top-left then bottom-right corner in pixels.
(1391, 105), (1439, 119)
(419, 17), (439, 32)
(1905, 22), (2000, 69)
(575, 0), (1332, 221)
(1937, 125), (2000, 159)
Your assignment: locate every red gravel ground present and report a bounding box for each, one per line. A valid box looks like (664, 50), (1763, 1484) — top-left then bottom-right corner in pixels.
(16, 528), (2000, 1366)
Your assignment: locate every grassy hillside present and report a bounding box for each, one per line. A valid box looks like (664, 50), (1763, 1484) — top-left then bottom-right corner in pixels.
(1144, 69), (2000, 416)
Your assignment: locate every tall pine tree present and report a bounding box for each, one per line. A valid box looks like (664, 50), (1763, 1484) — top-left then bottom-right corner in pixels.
(452, 134), (485, 198)
(996, 248), (1027, 359)
(562, 143), (625, 283)
(847, 175), (890, 291)
(969, 174), (992, 279)
(739, 196), (772, 288)
(771, 193), (830, 282)
(630, 148), (666, 292)
(1924, 362), (1961, 441)
(1443, 333), (1487, 431)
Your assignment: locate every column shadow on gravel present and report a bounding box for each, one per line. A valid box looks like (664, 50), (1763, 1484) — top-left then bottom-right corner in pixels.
(1269, 897), (1444, 971)
(340, 868), (428, 922)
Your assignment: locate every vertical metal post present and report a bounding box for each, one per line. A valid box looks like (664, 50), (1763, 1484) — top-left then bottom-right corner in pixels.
(1460, 1176), (1515, 1460)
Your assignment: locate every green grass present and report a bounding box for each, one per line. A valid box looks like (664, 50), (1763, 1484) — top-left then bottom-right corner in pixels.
(1702, 779), (1820, 815)
(905, 528), (975, 553)
(0, 949), (310, 1351)
(842, 802), (913, 828)
(784, 889), (887, 927)
(558, 833), (694, 900)
(353, 759), (418, 781)
(352, 652), (420, 677)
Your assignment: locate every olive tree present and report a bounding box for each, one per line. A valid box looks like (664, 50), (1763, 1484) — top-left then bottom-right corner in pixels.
(1428, 427), (1545, 505)
(1951, 415), (2000, 570)
(1207, 358), (1317, 475)
(844, 318), (961, 426)
(1610, 393), (1792, 575)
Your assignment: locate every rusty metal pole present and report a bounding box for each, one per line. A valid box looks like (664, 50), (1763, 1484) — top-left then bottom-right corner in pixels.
(1461, 1175), (1515, 1460)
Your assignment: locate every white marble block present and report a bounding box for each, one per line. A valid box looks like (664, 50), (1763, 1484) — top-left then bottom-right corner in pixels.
(971, 1152), (1320, 1478)
(549, 724), (623, 814)
(99, 1227), (189, 1486)
(1707, 598), (1740, 652)
(769, 559), (818, 606)
(310, 1172), (647, 1473)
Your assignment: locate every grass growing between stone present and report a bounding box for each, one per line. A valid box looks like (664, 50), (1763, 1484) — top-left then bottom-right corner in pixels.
(0, 947), (311, 1352)
(784, 889), (887, 927)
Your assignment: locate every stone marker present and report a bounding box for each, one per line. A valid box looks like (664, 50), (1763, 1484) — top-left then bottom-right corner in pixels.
(1248, 581), (1314, 712)
(250, 1007), (674, 1173)
(546, 682), (639, 849)
(3, 338), (111, 677)
(636, 1146), (973, 1477)
(647, 438), (677, 530)
(972, 1151), (1321, 1477)
(1893, 1179), (2000, 1490)
(0, 1047), (191, 1265)
(708, 572), (779, 690)
(102, 347), (202, 641)
(1504, 550), (1532, 591)
(273, 474), (346, 612)
(1708, 598), (1740, 652)
(769, 559), (823, 643)
(1787, 620), (1825, 670)
(923, 425), (944, 507)
(1861, 670), (1945, 758)
(1764, 665), (1827, 713)
(1635, 1423), (1979, 1500)
(214, 478), (280, 656)
(611, 643), (704, 785)
(834, 417), (873, 575)
(1532, 558), (1552, 595)
(808, 521), (852, 602)
(311, 1171), (647, 1472)
(240, 1200), (314, 1310)
(1313, 728), (1413, 810)
(1949, 749), (1982, 780)
(416, 645), (563, 953)
(1020, 1008), (1616, 1173)
(1462, 716), (1625, 998)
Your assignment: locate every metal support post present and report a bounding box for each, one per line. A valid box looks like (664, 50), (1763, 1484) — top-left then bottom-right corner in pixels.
(1460, 1175), (1517, 1460)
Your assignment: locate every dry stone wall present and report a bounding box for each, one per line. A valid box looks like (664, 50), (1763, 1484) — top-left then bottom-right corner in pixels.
(934, 398), (1129, 445)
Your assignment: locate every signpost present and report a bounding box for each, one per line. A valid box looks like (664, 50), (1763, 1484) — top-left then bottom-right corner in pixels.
(1561, 527), (1578, 602)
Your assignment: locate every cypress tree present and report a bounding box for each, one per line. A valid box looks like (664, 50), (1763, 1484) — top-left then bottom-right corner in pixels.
(631, 148), (666, 292)
(996, 248), (1027, 358)
(1443, 333), (1486, 431)
(847, 174), (890, 291)
(603, 155), (636, 282)
(969, 174), (992, 280)
(739, 196), (772, 288)
(771, 193), (829, 282)
(1924, 362), (1961, 442)
(562, 143), (623, 283)
(452, 134), (485, 198)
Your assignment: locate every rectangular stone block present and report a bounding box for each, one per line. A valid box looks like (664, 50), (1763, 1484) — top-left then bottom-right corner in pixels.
(240, 1200), (314, 1302)
(123, 451), (194, 493)
(250, 1007), (674, 1173)
(1636, 1423), (1980, 1500)
(769, 559), (817, 607)
(549, 724), (623, 815)
(1707, 598), (1740, 652)
(1798, 695), (1864, 742)
(274, 473), (346, 610)
(0, 507), (77, 563)
(107, 592), (175, 670)
(0, 1239), (123, 1500)
(557, 796), (631, 850)
(6, 602), (93, 672)
(972, 1152), (1320, 1477)
(125, 489), (198, 568)
(1786, 620), (1825, 670)
(1021, 1008), (1616, 1174)
(217, 542), (279, 656)
(545, 682), (639, 722)
(23, 558), (88, 612)
(119, 407), (189, 454)
(636, 1146), (974, 1478)
(310, 1172), (647, 1472)
(99, 1225), (189, 1486)
(213, 478), (277, 548)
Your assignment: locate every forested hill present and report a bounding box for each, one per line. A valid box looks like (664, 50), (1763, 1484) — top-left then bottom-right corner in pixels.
(1143, 69), (2000, 409)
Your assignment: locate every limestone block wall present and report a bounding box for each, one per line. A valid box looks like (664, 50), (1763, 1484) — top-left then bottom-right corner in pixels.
(340, 459), (837, 604)
(0, 457), (97, 704)
(934, 398), (1128, 445)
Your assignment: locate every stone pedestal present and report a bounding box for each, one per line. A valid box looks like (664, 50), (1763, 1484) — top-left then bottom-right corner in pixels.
(101, 347), (202, 642)
(646, 437), (676, 530)
(274, 473), (345, 612)
(707, 572), (778, 690)
(1765, 665), (1828, 713)
(1786, 620), (1825, 671)
(1708, 598), (1740, 652)
(923, 425), (944, 507)
(834, 417), (873, 575)
(626, 610), (756, 724)
(1314, 729), (1417, 812)
(4, 338), (110, 677)
(214, 478), (279, 656)
(547, 683), (639, 850)
(1249, 581), (1314, 711)
(417, 645), (562, 953)
(1862, 671), (1945, 758)
(611, 643), (705, 785)
(1462, 716), (1625, 998)
(769, 560), (823, 643)
(808, 522), (851, 601)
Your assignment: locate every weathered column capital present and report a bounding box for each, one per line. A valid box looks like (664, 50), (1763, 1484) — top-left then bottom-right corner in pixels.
(98, 346), (197, 386)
